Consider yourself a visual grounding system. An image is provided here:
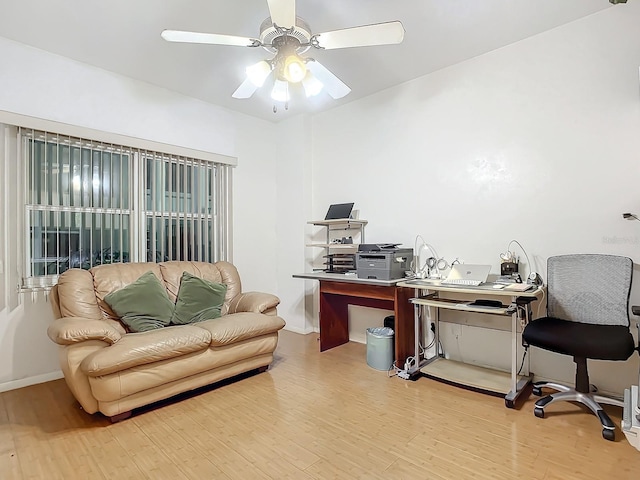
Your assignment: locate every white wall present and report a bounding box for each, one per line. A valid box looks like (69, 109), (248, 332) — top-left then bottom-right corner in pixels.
(0, 37), (279, 391)
(273, 115), (315, 334)
(307, 5), (640, 394)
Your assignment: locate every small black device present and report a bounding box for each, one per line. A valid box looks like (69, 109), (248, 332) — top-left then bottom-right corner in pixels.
(500, 261), (518, 276)
(470, 299), (505, 308)
(527, 272), (543, 286)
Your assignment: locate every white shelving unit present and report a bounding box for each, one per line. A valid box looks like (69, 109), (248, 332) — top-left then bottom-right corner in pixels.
(307, 219), (367, 273)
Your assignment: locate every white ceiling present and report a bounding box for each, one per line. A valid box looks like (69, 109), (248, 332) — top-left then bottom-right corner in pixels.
(0, 0), (616, 122)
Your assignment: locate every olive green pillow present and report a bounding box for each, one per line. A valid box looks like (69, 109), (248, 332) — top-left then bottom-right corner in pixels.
(171, 271), (227, 325)
(104, 271), (175, 332)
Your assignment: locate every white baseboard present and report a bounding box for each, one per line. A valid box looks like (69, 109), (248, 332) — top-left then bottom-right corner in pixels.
(282, 325), (314, 335)
(0, 371), (64, 393)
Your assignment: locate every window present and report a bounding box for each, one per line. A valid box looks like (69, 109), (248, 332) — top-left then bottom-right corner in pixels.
(144, 154), (218, 264)
(20, 128), (231, 288)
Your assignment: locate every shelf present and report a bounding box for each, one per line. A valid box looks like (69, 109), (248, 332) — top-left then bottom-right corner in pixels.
(421, 358), (529, 396)
(410, 297), (515, 316)
(307, 243), (359, 249)
(307, 218), (366, 274)
(308, 219), (368, 227)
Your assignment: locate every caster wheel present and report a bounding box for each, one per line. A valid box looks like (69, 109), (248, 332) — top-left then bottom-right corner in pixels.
(602, 429), (615, 441)
(534, 407), (545, 418)
(505, 399), (514, 409)
(532, 386), (542, 396)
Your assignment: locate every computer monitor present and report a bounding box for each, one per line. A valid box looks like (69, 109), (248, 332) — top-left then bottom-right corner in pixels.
(324, 203), (354, 220)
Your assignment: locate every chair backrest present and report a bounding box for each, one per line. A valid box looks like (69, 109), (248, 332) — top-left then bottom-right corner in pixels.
(547, 254), (632, 326)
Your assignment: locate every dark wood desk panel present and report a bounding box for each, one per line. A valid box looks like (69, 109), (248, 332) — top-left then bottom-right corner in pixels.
(312, 278), (414, 367)
(394, 286), (415, 368)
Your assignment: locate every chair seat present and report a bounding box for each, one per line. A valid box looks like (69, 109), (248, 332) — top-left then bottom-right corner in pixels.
(523, 317), (635, 361)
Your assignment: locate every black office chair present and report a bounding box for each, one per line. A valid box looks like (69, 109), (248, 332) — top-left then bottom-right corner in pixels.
(522, 254), (636, 441)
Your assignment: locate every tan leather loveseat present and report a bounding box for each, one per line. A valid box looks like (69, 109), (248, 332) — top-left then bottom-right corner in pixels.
(47, 261), (286, 421)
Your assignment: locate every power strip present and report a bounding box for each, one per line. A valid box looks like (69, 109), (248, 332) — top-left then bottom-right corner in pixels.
(397, 370), (411, 380)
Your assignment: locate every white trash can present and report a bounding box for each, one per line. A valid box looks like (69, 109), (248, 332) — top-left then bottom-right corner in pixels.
(366, 327), (394, 371)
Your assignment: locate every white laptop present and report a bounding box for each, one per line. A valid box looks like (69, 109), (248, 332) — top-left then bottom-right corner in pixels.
(441, 264), (491, 286)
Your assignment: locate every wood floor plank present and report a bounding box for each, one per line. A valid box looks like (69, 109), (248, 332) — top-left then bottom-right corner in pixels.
(0, 394), (22, 479)
(1, 330), (640, 480)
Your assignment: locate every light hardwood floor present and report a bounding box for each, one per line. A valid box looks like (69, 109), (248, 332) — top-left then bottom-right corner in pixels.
(1, 330), (640, 479)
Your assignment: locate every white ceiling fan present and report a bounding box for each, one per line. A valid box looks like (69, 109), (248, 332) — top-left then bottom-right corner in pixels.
(161, 0), (404, 108)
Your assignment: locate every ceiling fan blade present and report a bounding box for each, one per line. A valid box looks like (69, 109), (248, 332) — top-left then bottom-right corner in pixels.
(314, 21), (405, 50)
(266, 0), (296, 29)
(305, 60), (351, 99)
(161, 30), (259, 47)
(232, 78), (260, 99)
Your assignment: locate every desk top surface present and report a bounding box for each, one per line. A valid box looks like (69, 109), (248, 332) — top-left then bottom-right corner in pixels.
(293, 273), (544, 296)
(292, 272), (405, 286)
(396, 279), (543, 298)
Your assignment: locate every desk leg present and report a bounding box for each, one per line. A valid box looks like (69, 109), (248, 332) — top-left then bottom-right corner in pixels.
(319, 293), (349, 351)
(504, 300), (533, 408)
(394, 287), (415, 370)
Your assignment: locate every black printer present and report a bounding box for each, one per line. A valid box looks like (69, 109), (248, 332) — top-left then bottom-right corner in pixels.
(356, 244), (414, 280)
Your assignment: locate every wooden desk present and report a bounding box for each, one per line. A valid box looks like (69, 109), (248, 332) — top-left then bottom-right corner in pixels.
(293, 273), (415, 366)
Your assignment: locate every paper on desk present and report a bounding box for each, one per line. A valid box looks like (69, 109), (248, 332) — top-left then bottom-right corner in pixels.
(503, 283), (534, 292)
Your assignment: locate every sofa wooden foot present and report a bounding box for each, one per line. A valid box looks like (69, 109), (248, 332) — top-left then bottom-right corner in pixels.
(257, 365), (269, 373)
(109, 411), (132, 423)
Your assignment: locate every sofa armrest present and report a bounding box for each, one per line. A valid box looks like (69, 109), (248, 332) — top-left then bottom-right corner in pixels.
(228, 292), (280, 315)
(48, 317), (123, 345)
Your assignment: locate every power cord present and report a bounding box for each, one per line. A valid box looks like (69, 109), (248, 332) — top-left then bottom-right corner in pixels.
(517, 347), (528, 376)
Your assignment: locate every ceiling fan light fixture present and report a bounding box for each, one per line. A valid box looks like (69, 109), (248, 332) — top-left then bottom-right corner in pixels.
(271, 79), (290, 102)
(302, 71), (323, 97)
(246, 60), (272, 87)
(161, 1), (405, 109)
(283, 54), (307, 83)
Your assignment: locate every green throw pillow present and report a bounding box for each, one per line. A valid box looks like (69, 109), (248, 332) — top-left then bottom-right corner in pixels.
(104, 271), (175, 332)
(171, 271), (227, 325)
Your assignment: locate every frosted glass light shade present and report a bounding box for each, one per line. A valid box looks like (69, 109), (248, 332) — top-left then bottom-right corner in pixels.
(271, 79), (290, 102)
(246, 60), (271, 87)
(302, 72), (323, 97)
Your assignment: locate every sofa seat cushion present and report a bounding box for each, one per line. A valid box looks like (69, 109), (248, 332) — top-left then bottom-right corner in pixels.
(80, 325), (212, 376)
(195, 312), (286, 346)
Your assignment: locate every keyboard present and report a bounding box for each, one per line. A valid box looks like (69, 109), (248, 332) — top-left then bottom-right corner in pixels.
(441, 278), (483, 287)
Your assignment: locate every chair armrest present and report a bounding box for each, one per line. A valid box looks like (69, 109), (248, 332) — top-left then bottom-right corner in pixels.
(228, 292), (280, 315)
(47, 317), (123, 345)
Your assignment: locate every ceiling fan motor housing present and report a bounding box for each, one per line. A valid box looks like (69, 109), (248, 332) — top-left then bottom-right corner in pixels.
(259, 17), (312, 54)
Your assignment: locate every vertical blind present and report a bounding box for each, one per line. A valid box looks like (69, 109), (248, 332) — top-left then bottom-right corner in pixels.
(20, 128), (231, 288)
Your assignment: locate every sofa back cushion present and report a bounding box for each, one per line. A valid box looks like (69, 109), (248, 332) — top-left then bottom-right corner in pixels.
(54, 268), (103, 320)
(53, 260), (243, 327)
(92, 263), (164, 321)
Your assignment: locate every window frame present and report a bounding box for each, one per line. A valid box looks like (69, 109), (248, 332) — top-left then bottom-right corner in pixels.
(14, 124), (234, 290)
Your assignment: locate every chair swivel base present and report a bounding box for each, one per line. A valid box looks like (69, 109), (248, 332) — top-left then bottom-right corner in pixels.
(532, 381), (624, 441)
